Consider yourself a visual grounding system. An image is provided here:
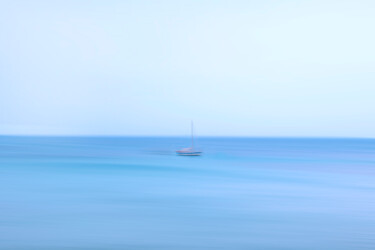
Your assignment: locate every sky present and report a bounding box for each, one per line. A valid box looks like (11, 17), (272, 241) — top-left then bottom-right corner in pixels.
(1, 0), (374, 137)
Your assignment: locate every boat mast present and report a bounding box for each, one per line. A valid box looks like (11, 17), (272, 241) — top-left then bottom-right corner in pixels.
(191, 120), (194, 150)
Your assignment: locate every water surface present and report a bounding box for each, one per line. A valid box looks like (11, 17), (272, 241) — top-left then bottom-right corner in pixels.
(1, 136), (374, 249)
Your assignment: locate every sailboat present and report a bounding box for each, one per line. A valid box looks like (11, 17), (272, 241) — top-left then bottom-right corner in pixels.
(176, 121), (202, 156)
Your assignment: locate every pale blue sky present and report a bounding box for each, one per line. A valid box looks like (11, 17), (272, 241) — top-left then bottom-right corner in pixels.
(1, 0), (374, 137)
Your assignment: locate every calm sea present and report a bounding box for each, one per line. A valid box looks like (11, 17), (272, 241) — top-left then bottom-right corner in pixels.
(0, 136), (374, 249)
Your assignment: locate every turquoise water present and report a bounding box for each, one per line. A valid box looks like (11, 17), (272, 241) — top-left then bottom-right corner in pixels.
(1, 136), (375, 249)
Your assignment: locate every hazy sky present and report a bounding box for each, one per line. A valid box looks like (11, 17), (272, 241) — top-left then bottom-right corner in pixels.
(1, 0), (374, 137)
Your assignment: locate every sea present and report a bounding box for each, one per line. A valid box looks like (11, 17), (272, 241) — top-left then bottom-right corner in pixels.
(0, 136), (374, 250)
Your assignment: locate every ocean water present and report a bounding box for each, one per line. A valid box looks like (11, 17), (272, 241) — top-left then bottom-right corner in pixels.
(0, 136), (374, 250)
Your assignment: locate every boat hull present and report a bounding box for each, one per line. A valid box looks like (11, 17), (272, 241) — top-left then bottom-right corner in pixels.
(176, 151), (202, 156)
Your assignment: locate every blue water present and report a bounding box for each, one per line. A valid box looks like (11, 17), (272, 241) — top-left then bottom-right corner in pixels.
(1, 136), (375, 249)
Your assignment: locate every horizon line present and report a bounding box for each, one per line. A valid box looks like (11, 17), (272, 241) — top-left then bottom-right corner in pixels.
(0, 134), (374, 140)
